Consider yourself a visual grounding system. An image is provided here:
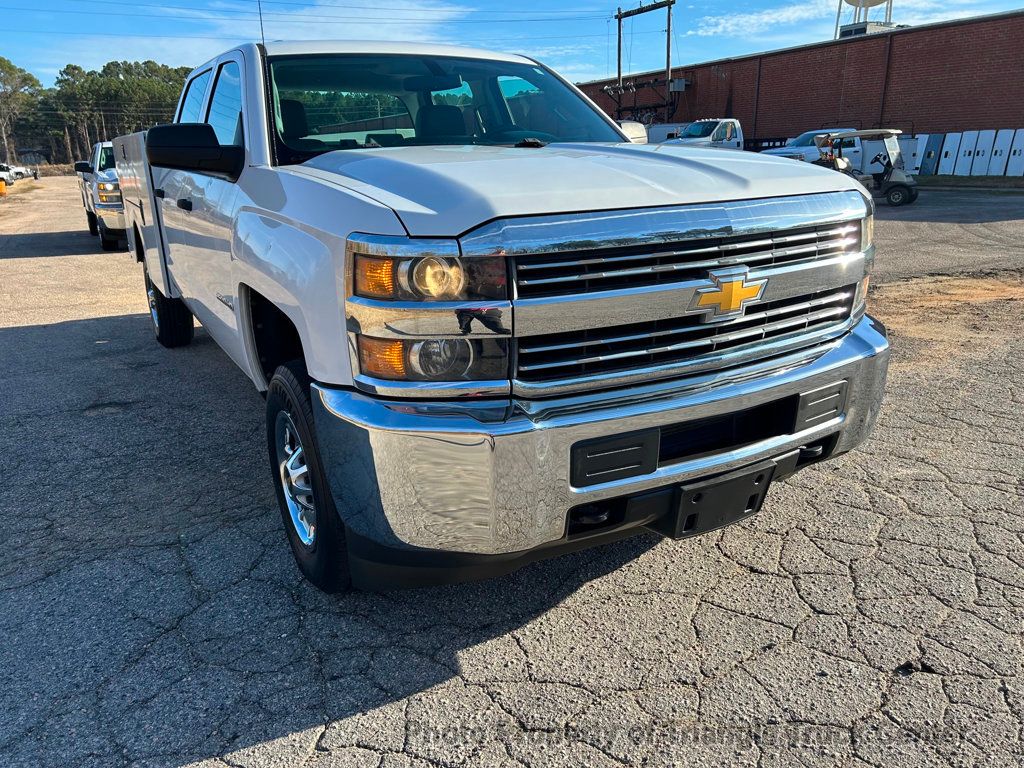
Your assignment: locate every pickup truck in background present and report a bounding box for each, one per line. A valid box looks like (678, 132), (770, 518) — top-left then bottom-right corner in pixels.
(75, 141), (126, 251)
(647, 122), (692, 143)
(662, 118), (744, 149)
(115, 41), (889, 592)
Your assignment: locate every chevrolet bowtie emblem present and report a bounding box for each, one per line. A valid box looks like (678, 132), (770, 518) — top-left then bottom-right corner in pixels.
(689, 267), (767, 322)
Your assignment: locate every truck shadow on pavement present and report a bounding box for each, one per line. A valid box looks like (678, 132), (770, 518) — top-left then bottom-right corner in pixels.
(877, 189), (1024, 224)
(0, 312), (659, 767)
(0, 229), (120, 258)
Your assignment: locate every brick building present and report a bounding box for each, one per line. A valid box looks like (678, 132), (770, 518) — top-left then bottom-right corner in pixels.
(578, 9), (1024, 142)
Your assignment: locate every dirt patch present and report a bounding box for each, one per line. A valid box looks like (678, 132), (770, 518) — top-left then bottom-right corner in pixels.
(871, 273), (1024, 369)
(2, 180), (41, 197)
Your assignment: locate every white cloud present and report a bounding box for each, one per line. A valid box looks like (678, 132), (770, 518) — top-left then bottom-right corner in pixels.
(688, 0), (833, 37)
(25, 0), (476, 83)
(687, 0), (1005, 39)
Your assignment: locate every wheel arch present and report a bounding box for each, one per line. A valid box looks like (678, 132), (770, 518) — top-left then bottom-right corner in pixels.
(239, 284), (308, 391)
(130, 224), (145, 262)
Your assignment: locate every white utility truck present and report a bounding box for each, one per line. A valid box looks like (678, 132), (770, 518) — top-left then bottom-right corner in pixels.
(661, 118), (744, 149)
(75, 141), (127, 251)
(115, 41), (889, 591)
(647, 123), (692, 143)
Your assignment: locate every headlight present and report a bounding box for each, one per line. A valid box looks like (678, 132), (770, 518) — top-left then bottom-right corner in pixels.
(350, 238), (505, 302)
(860, 212), (874, 252)
(854, 274), (870, 308)
(97, 181), (121, 204)
(854, 213), (874, 310)
(346, 235), (511, 392)
(357, 336), (508, 381)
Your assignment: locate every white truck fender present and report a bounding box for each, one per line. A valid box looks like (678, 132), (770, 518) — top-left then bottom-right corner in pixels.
(229, 168), (407, 389)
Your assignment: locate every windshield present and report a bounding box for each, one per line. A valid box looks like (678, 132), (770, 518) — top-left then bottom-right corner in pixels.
(679, 121), (718, 138)
(267, 54), (622, 163)
(788, 130), (824, 147)
(97, 146), (116, 171)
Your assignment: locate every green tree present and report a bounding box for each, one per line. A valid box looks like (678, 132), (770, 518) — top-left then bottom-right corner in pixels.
(0, 56), (42, 162)
(13, 59), (191, 163)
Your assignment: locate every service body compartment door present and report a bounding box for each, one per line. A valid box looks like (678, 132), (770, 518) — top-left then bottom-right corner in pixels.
(954, 131), (978, 175)
(1006, 130), (1024, 177)
(113, 131), (175, 296)
(971, 130), (996, 176)
(988, 129), (1015, 176)
(918, 134), (943, 176)
(898, 136), (924, 174)
(937, 133), (961, 175)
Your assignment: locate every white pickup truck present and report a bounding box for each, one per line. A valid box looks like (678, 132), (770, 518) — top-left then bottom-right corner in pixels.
(115, 41), (889, 591)
(661, 118), (744, 149)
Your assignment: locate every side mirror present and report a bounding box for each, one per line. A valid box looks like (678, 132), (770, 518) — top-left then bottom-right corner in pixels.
(146, 123), (244, 181)
(74, 161), (93, 174)
(618, 121), (648, 144)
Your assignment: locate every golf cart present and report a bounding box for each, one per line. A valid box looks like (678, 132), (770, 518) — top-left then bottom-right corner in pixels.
(813, 129), (918, 206)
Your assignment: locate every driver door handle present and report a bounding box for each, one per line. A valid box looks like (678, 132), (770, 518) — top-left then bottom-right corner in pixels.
(153, 188), (165, 198)
(176, 198), (192, 212)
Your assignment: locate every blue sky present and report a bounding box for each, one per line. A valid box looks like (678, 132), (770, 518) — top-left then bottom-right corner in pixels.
(8, 0), (1023, 87)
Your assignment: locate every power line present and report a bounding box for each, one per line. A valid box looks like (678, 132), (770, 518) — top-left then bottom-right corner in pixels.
(6, 3), (610, 24)
(60, 0), (609, 17)
(3, 25), (662, 42)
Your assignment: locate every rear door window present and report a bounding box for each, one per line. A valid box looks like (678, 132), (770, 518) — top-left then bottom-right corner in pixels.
(178, 70), (212, 123)
(206, 62), (244, 146)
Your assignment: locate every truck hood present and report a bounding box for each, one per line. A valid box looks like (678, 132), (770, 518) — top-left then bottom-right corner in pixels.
(663, 138), (714, 147)
(760, 147), (808, 158)
(295, 142), (862, 236)
(95, 168), (119, 184)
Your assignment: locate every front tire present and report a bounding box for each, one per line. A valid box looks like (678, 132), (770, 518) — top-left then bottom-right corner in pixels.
(87, 212), (98, 236)
(100, 227), (119, 251)
(144, 264), (194, 347)
(266, 361), (351, 593)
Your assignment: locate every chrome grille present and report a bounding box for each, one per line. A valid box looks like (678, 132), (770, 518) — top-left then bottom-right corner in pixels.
(514, 222), (860, 299)
(516, 285), (856, 384)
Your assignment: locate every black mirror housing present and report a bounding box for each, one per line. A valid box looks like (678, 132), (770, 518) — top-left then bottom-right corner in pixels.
(146, 123), (244, 181)
(74, 161), (93, 174)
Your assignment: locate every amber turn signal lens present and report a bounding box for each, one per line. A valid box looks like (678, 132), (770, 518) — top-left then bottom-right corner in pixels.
(354, 256), (396, 298)
(358, 336), (406, 379)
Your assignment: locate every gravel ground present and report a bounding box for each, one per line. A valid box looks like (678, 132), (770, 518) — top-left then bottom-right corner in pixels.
(1, 177), (1022, 768)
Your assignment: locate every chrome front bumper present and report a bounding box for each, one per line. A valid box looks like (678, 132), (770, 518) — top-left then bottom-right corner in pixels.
(96, 204), (125, 232)
(313, 315), (889, 561)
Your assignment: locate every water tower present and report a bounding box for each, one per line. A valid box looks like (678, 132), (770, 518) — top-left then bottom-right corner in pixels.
(834, 0), (896, 39)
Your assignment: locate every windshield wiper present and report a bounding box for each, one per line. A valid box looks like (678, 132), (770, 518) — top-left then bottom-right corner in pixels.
(514, 137), (548, 148)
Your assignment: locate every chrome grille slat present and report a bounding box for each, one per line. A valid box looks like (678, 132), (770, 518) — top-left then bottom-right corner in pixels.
(519, 290), (852, 355)
(515, 286), (857, 384)
(471, 192), (871, 397)
(518, 304), (850, 373)
(516, 237), (857, 288)
(514, 222), (861, 299)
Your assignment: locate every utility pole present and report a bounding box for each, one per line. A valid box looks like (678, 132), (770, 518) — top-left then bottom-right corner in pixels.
(617, 8), (623, 87)
(665, 1), (672, 121)
(613, 0), (676, 120)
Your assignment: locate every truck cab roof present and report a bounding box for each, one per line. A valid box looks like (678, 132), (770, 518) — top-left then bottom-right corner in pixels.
(191, 40), (533, 75)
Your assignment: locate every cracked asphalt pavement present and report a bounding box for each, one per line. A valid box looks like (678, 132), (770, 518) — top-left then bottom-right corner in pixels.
(1, 178), (1022, 767)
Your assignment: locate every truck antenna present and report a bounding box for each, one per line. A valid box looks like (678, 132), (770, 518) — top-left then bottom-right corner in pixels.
(257, 0), (266, 45)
